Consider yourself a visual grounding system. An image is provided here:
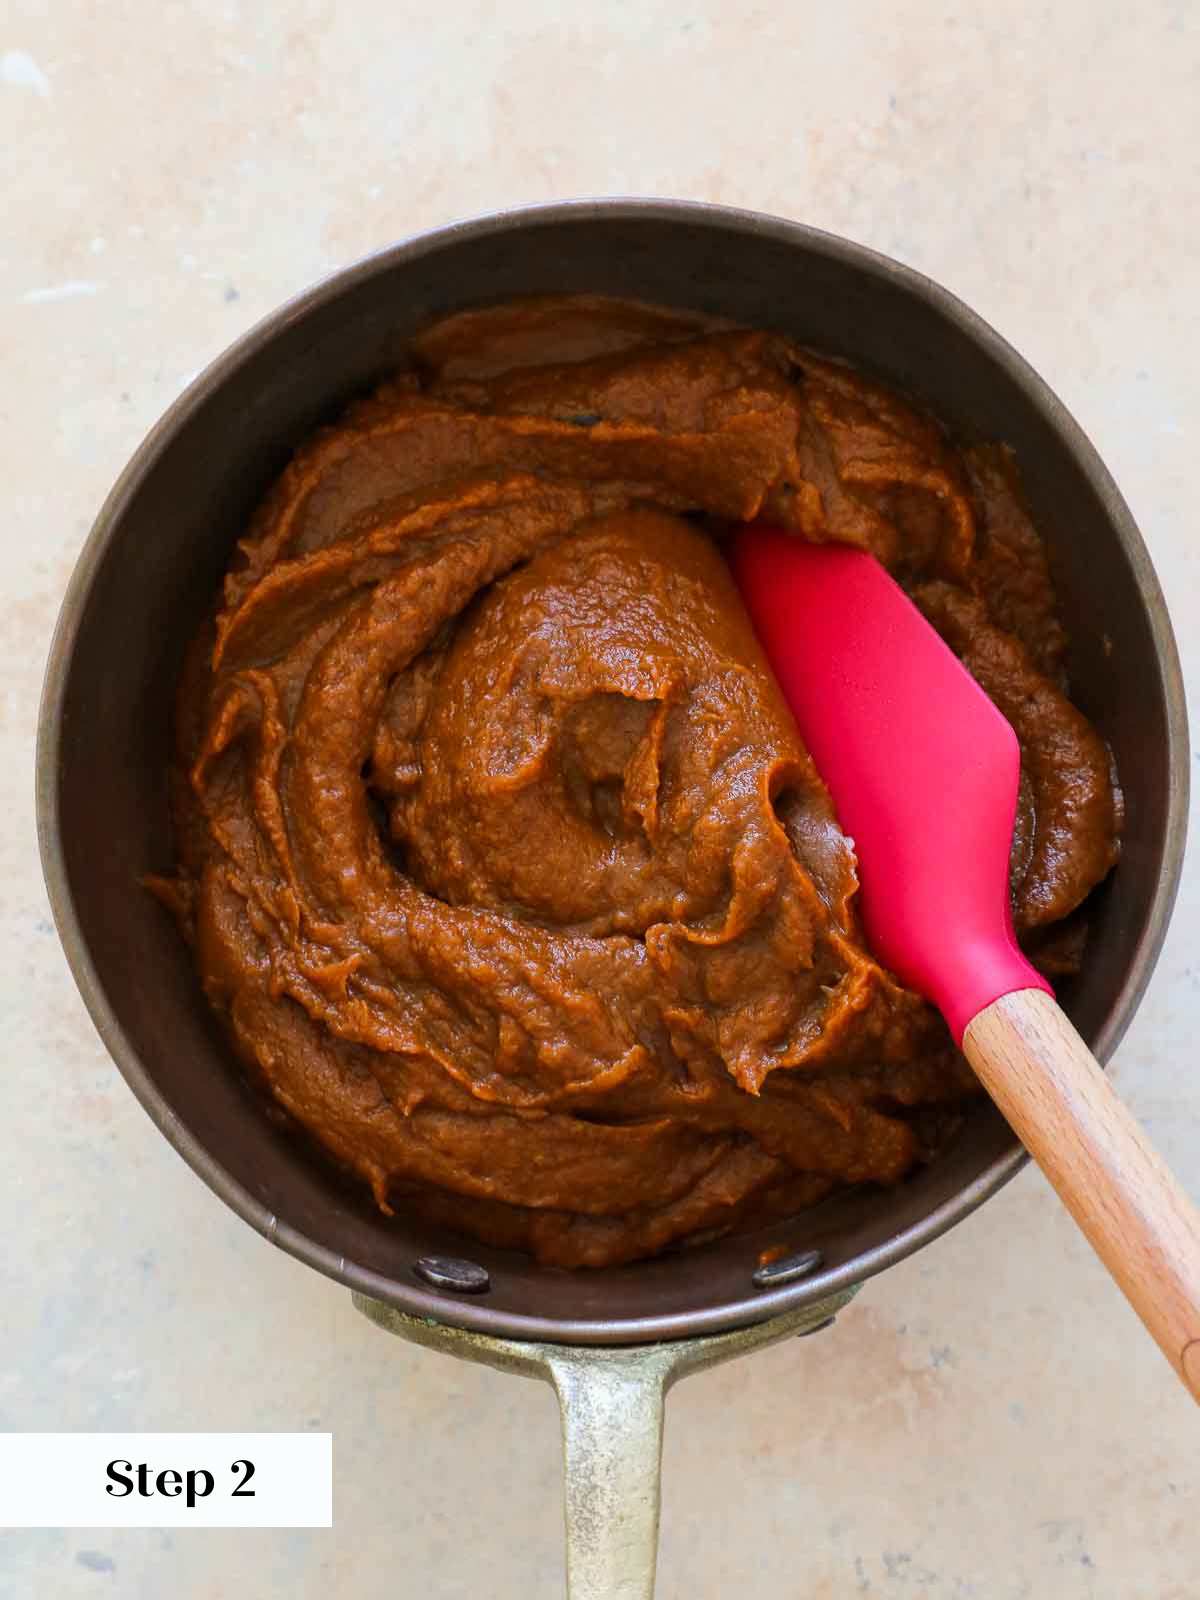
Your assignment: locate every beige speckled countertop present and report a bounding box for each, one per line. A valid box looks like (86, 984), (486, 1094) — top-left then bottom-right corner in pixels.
(3, 3), (1197, 1595)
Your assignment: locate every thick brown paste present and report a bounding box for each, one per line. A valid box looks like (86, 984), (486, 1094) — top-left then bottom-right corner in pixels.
(154, 296), (1121, 1268)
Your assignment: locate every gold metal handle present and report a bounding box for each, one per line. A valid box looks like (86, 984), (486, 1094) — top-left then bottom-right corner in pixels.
(354, 1288), (858, 1597)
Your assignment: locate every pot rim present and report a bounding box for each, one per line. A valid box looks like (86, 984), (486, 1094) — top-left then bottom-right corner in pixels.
(36, 197), (1190, 1345)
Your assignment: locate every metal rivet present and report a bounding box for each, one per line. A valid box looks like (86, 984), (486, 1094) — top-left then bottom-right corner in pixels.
(413, 1255), (491, 1294)
(751, 1247), (823, 1289)
(796, 1315), (837, 1338)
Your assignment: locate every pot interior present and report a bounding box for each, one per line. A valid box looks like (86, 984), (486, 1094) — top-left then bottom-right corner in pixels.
(40, 205), (1185, 1344)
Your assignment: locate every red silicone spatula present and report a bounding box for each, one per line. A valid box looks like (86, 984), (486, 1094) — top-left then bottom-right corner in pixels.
(731, 524), (1200, 1402)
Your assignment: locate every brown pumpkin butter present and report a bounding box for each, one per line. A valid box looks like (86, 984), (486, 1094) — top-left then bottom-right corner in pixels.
(152, 296), (1120, 1268)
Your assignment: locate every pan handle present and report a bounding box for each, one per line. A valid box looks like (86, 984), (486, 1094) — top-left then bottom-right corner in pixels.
(352, 1286), (858, 1598)
(544, 1346), (676, 1600)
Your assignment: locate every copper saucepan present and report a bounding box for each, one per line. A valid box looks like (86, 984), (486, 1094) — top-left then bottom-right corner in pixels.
(37, 201), (1188, 1597)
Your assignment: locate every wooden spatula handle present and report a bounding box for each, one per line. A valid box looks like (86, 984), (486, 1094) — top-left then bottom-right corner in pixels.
(963, 988), (1200, 1402)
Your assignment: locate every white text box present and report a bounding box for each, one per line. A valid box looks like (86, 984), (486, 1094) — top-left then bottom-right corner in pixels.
(0, 1433), (332, 1527)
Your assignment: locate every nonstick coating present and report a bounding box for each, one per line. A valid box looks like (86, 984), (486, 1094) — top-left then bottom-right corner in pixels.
(37, 201), (1188, 1345)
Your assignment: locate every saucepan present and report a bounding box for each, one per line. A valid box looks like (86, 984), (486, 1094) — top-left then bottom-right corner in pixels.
(36, 201), (1188, 1597)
